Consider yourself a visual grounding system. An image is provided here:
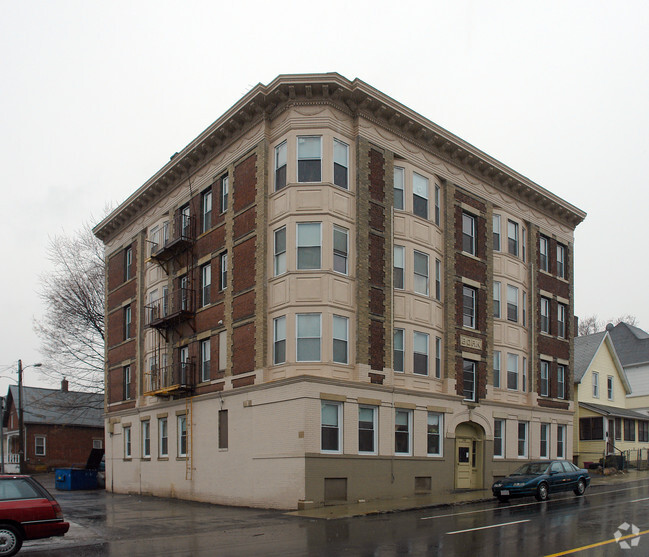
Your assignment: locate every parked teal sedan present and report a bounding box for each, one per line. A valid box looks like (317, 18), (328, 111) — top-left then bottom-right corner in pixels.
(492, 460), (590, 502)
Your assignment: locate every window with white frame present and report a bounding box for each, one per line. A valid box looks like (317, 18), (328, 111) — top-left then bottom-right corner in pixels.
(201, 189), (212, 233)
(35, 436), (46, 457)
(124, 425), (132, 458)
(494, 419), (504, 458)
(539, 235), (549, 272)
(123, 365), (131, 400)
(435, 336), (442, 379)
(494, 351), (501, 388)
(124, 305), (132, 340)
(158, 417), (168, 458)
(201, 263), (211, 307)
(394, 329), (404, 373)
(557, 303), (566, 338)
(394, 167), (404, 210)
(463, 359), (477, 402)
(333, 226), (348, 275)
(395, 409), (412, 455)
(333, 315), (349, 364)
(540, 423), (550, 459)
(124, 247), (133, 281)
(297, 313), (321, 362)
(507, 285), (519, 322)
(518, 421), (528, 457)
(434, 184), (441, 225)
(540, 297), (550, 333)
(93, 439), (103, 450)
(522, 227), (527, 262)
(541, 360), (550, 397)
(275, 141), (287, 190)
(522, 357), (527, 392)
(463, 286), (477, 329)
(219, 252), (227, 291)
(333, 139), (349, 189)
(297, 223), (321, 270)
(142, 420), (151, 458)
(557, 425), (566, 458)
(274, 227), (286, 276)
(413, 172), (429, 219)
(413, 331), (429, 375)
(413, 251), (429, 295)
(507, 353), (518, 390)
(493, 282), (501, 318)
(462, 213), (476, 255)
(508, 220), (519, 256)
(220, 175), (229, 213)
(321, 401), (342, 453)
(297, 136), (321, 182)
(358, 406), (377, 454)
(177, 415), (187, 457)
(435, 259), (441, 300)
(557, 243), (566, 279)
(493, 214), (501, 251)
(273, 316), (286, 365)
(180, 205), (191, 238)
(522, 291), (527, 327)
(608, 375), (614, 400)
(427, 412), (443, 456)
(200, 338), (210, 382)
(593, 371), (599, 398)
(393, 246), (405, 289)
(558, 365), (566, 399)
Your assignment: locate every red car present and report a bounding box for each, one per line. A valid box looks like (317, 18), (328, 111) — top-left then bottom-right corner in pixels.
(0, 475), (69, 556)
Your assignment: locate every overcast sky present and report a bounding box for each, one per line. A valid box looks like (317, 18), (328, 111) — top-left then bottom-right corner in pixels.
(1, 0), (647, 392)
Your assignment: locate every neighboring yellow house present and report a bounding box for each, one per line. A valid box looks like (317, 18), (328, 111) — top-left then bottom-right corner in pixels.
(574, 331), (649, 468)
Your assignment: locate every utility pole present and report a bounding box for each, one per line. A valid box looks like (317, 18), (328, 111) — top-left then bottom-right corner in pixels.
(0, 396), (4, 474)
(18, 359), (24, 474)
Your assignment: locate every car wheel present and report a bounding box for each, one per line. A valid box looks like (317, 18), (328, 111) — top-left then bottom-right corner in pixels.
(535, 482), (549, 502)
(0, 524), (23, 557)
(497, 496), (510, 503)
(574, 479), (586, 496)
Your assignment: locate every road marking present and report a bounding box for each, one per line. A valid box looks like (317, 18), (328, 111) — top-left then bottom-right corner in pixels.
(446, 519), (529, 535)
(630, 497), (649, 503)
(544, 528), (649, 556)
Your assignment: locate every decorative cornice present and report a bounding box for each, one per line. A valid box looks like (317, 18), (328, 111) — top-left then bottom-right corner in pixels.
(94, 73), (586, 243)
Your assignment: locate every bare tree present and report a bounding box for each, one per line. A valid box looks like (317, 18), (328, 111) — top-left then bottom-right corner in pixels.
(578, 314), (640, 336)
(34, 221), (105, 394)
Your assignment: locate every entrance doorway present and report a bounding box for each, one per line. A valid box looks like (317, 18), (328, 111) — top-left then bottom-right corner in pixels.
(455, 422), (485, 489)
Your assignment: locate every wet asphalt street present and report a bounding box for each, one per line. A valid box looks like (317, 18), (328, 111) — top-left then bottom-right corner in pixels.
(19, 478), (649, 556)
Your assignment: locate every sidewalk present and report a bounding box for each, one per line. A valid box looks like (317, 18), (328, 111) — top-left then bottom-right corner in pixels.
(287, 468), (649, 520)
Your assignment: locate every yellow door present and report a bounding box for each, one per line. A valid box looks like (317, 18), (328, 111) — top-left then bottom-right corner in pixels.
(456, 439), (472, 489)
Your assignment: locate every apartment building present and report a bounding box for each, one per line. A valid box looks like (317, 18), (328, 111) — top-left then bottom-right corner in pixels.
(94, 73), (586, 509)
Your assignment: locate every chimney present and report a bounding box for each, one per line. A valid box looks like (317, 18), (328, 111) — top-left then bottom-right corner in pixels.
(61, 378), (68, 392)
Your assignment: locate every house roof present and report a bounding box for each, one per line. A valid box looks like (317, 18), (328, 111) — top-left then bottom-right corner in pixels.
(4, 385), (103, 428)
(607, 322), (649, 367)
(579, 401), (649, 420)
(574, 331), (631, 393)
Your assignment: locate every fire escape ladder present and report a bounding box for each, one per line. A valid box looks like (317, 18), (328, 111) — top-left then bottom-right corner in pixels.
(185, 396), (194, 480)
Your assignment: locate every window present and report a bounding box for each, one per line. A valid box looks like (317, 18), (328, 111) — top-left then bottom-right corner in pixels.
(333, 139), (349, 188)
(321, 401), (342, 452)
(607, 375), (614, 401)
(522, 227), (526, 262)
(201, 189), (212, 233)
(273, 316), (286, 365)
(220, 175), (229, 213)
(34, 436), (46, 457)
(297, 223), (321, 270)
(274, 227), (286, 276)
(297, 313), (321, 361)
(412, 172), (429, 219)
(158, 417), (168, 457)
(580, 417), (603, 440)
(434, 185), (441, 225)
(557, 425), (565, 458)
(297, 136), (321, 182)
(615, 417), (622, 440)
(180, 275), (189, 310)
(494, 419), (504, 458)
(413, 251), (429, 295)
(413, 331), (429, 375)
(493, 282), (501, 318)
(558, 365), (566, 399)
(142, 420), (150, 458)
(333, 226), (348, 274)
(593, 371), (599, 398)
(201, 263), (211, 307)
(624, 419), (636, 442)
(522, 357), (527, 392)
(463, 359), (476, 401)
(435, 336), (442, 379)
(358, 406), (377, 454)
(557, 304), (566, 338)
(493, 214), (501, 251)
(557, 244), (566, 279)
(219, 252), (227, 291)
(393, 246), (405, 289)
(333, 315), (349, 364)
(463, 286), (477, 329)
(462, 213), (476, 255)
(518, 422), (528, 457)
(540, 297), (550, 333)
(435, 259), (441, 300)
(93, 439), (103, 450)
(177, 415), (187, 457)
(124, 247), (133, 281)
(200, 338), (211, 382)
(275, 141), (287, 190)
(639, 421), (649, 443)
(493, 351), (501, 388)
(124, 426), (132, 458)
(218, 331), (227, 371)
(539, 236), (549, 272)
(180, 205), (191, 238)
(427, 412), (443, 456)
(507, 285), (519, 323)
(394, 329), (404, 373)
(219, 410), (228, 449)
(522, 291), (527, 327)
(124, 306), (132, 340)
(395, 409), (412, 455)
(540, 423), (550, 459)
(507, 353), (518, 390)
(507, 220), (519, 256)
(541, 361), (550, 397)
(123, 365), (131, 400)
(394, 167), (404, 210)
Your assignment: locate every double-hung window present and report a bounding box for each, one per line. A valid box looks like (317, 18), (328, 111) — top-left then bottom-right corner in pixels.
(123, 365), (131, 400)
(494, 419), (504, 458)
(427, 412), (443, 456)
(522, 291), (527, 326)
(200, 338), (210, 382)
(593, 371), (599, 398)
(508, 220), (519, 256)
(413, 172), (429, 219)
(35, 436), (46, 457)
(540, 423), (549, 458)
(413, 251), (429, 295)
(395, 410), (412, 455)
(273, 316), (286, 365)
(624, 419), (636, 441)
(219, 252), (227, 291)
(462, 213), (476, 255)
(333, 139), (349, 188)
(540, 297), (550, 333)
(540, 235), (549, 272)
(434, 185), (441, 225)
(158, 417), (168, 458)
(493, 282), (501, 318)
(297, 136), (321, 182)
(463, 286), (477, 329)
(178, 415), (187, 457)
(557, 425), (565, 458)
(393, 329), (404, 372)
(274, 227), (286, 276)
(393, 246), (405, 289)
(507, 285), (519, 322)
(201, 263), (211, 307)
(507, 353), (518, 390)
(124, 247), (133, 281)
(518, 422), (528, 458)
(124, 426), (132, 458)
(297, 313), (321, 362)
(493, 214), (501, 251)
(607, 375), (614, 401)
(180, 205), (191, 239)
(413, 331), (429, 375)
(202, 189), (212, 233)
(333, 315), (349, 364)
(297, 223), (321, 270)
(558, 365), (566, 399)
(358, 406), (377, 454)
(321, 401), (342, 453)
(142, 420), (151, 458)
(333, 226), (348, 274)
(541, 361), (550, 397)
(275, 141), (287, 190)
(435, 259), (441, 300)
(463, 359), (476, 402)
(124, 306), (132, 340)
(220, 175), (229, 213)
(394, 167), (405, 210)
(435, 336), (442, 378)
(557, 303), (566, 338)
(493, 351), (501, 388)
(557, 244), (566, 279)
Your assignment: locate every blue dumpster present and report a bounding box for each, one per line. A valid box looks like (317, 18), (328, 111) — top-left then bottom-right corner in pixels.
(55, 468), (98, 490)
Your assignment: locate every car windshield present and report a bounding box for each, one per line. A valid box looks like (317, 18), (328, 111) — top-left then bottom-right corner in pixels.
(510, 462), (550, 476)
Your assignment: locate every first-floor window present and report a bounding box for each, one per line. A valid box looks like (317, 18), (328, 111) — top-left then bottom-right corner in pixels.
(413, 331), (429, 375)
(540, 423), (550, 458)
(124, 425), (132, 458)
(93, 439), (103, 449)
(142, 420), (151, 458)
(394, 329), (404, 372)
(518, 422), (528, 457)
(624, 419), (636, 442)
(395, 410), (412, 455)
(463, 359), (476, 402)
(427, 412), (443, 456)
(322, 401), (342, 453)
(34, 436), (46, 457)
(494, 419), (504, 458)
(556, 425), (566, 458)
(579, 417), (603, 440)
(158, 417), (168, 457)
(541, 361), (550, 397)
(273, 316), (286, 365)
(358, 406), (377, 454)
(297, 313), (321, 362)
(333, 315), (349, 364)
(178, 415), (187, 457)
(493, 351), (501, 388)
(507, 353), (518, 390)
(639, 421), (649, 443)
